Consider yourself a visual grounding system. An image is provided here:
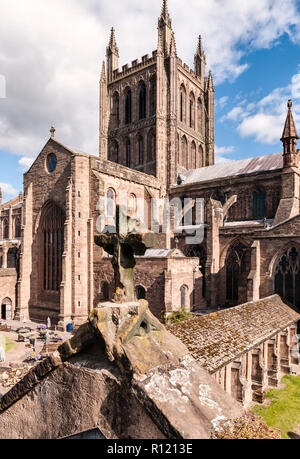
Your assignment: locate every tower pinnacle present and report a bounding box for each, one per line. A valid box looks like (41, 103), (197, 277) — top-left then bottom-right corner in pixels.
(281, 99), (299, 167)
(161, 0), (171, 24)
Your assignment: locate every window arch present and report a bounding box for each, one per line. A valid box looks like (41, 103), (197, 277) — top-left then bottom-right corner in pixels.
(125, 138), (131, 167)
(138, 135), (144, 166)
(181, 136), (188, 169)
(149, 75), (156, 116)
(129, 193), (137, 215)
(180, 285), (189, 308)
(125, 88), (132, 125)
(189, 92), (195, 129)
(274, 247), (300, 309)
(139, 82), (147, 120)
(180, 85), (187, 123)
(3, 219), (9, 240)
(106, 188), (116, 218)
(198, 145), (204, 169)
(14, 217), (21, 238)
(147, 129), (156, 176)
(41, 202), (65, 292)
(191, 141), (196, 169)
(197, 98), (202, 133)
(112, 92), (120, 128)
(253, 190), (265, 219)
(136, 285), (146, 300)
(108, 140), (119, 163)
(226, 249), (239, 302)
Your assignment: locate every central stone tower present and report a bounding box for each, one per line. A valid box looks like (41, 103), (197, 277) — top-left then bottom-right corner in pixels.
(99, 0), (215, 195)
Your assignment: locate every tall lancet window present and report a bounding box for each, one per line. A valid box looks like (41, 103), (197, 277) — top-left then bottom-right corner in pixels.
(180, 85), (186, 123)
(197, 98), (202, 133)
(139, 82), (147, 120)
(125, 138), (131, 167)
(125, 88), (132, 125)
(138, 135), (144, 166)
(190, 93), (195, 129)
(112, 92), (120, 128)
(41, 202), (65, 292)
(275, 247), (300, 309)
(149, 75), (156, 116)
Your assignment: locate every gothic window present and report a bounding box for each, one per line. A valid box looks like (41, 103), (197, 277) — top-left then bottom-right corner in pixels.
(274, 247), (300, 309)
(101, 281), (109, 301)
(181, 136), (188, 169)
(253, 190), (265, 219)
(139, 82), (147, 120)
(125, 88), (132, 125)
(180, 85), (186, 123)
(3, 218), (9, 240)
(147, 129), (156, 176)
(191, 141), (196, 169)
(106, 188), (116, 218)
(7, 248), (17, 269)
(149, 75), (156, 116)
(108, 140), (119, 163)
(180, 285), (189, 308)
(226, 249), (239, 302)
(138, 135), (144, 165)
(112, 92), (120, 129)
(136, 285), (146, 300)
(198, 144), (204, 168)
(189, 93), (195, 129)
(197, 98), (202, 133)
(41, 202), (65, 292)
(14, 217), (21, 238)
(125, 138), (131, 167)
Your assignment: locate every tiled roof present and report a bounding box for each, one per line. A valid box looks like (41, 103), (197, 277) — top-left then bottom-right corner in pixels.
(167, 295), (300, 374)
(178, 153), (283, 185)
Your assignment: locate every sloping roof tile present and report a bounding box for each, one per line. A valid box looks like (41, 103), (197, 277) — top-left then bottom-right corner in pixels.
(167, 295), (300, 374)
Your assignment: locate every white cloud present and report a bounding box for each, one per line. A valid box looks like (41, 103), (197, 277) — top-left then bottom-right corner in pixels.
(235, 71), (300, 144)
(18, 156), (35, 170)
(0, 182), (18, 197)
(221, 106), (244, 122)
(215, 145), (235, 164)
(0, 0), (300, 160)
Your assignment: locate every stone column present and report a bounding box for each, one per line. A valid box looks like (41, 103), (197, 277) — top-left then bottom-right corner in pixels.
(247, 240), (261, 301)
(2, 246), (8, 269)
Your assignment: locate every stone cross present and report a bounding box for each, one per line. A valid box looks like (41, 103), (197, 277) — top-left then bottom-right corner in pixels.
(95, 205), (154, 303)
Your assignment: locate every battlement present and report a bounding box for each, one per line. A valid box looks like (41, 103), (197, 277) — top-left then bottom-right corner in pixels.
(177, 58), (202, 84)
(111, 51), (157, 82)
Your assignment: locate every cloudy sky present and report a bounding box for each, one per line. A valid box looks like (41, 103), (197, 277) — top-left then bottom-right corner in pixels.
(0, 0), (300, 202)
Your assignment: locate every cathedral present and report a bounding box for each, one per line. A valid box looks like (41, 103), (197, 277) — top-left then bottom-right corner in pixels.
(0, 0), (299, 333)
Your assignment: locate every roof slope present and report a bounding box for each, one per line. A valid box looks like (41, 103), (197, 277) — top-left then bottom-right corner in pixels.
(179, 153), (283, 185)
(168, 295), (300, 374)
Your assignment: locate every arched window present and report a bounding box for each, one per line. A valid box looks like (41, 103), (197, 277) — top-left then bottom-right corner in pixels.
(275, 247), (300, 309)
(101, 281), (110, 301)
(125, 138), (131, 167)
(7, 248), (18, 269)
(112, 92), (120, 128)
(138, 135), (144, 166)
(226, 249), (239, 302)
(147, 130), (156, 176)
(136, 285), (146, 300)
(3, 219), (9, 240)
(149, 75), (156, 116)
(180, 85), (186, 123)
(189, 93), (195, 129)
(15, 217), (21, 238)
(41, 202), (65, 292)
(191, 142), (196, 169)
(197, 98), (202, 133)
(181, 136), (188, 169)
(253, 190), (265, 219)
(139, 82), (147, 120)
(106, 188), (116, 219)
(180, 285), (189, 308)
(198, 145), (204, 169)
(108, 140), (119, 163)
(125, 88), (132, 125)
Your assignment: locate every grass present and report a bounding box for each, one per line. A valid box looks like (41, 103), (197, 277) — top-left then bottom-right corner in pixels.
(251, 375), (300, 439)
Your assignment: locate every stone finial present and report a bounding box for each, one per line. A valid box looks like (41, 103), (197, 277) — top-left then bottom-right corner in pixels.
(281, 99), (299, 141)
(281, 99), (299, 167)
(288, 99), (293, 110)
(100, 61), (106, 81)
(50, 126), (56, 138)
(208, 70), (214, 90)
(161, 0), (171, 22)
(107, 27), (119, 56)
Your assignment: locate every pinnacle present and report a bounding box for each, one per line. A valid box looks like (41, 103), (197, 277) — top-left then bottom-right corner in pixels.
(281, 99), (299, 140)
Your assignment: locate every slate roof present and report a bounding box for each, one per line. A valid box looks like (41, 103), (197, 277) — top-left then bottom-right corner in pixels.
(167, 295), (300, 374)
(178, 153), (283, 185)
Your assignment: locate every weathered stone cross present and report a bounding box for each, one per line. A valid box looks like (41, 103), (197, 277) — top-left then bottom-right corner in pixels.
(95, 205), (154, 304)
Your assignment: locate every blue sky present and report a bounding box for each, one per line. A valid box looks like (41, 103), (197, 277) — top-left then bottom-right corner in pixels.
(1, 0), (300, 203)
